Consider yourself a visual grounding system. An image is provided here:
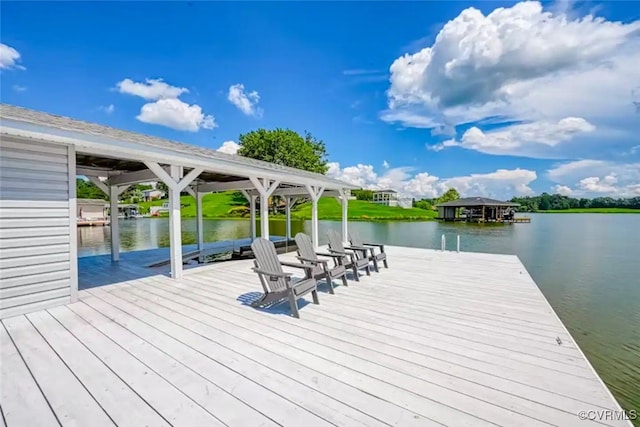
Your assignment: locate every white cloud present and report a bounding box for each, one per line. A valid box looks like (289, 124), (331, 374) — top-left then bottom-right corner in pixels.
(116, 78), (188, 100)
(12, 84), (27, 92)
(435, 117), (596, 158)
(547, 160), (640, 196)
(383, 1), (640, 158)
(327, 161), (536, 199)
(0, 43), (25, 70)
(137, 98), (216, 132)
(217, 141), (240, 155)
(227, 83), (263, 117)
(115, 77), (216, 132)
(382, 160), (390, 169)
(99, 104), (115, 114)
(552, 185), (574, 196)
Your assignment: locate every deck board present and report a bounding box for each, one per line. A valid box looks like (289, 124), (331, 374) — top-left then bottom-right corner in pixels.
(1, 245), (631, 427)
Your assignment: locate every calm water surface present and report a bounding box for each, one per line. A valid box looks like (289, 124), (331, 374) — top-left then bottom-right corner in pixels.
(78, 214), (640, 413)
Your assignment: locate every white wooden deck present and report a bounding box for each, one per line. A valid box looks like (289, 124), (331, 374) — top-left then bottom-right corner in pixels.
(1, 245), (631, 427)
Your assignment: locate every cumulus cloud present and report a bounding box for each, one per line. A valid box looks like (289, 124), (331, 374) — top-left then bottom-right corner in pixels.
(116, 78), (188, 100)
(0, 43), (25, 70)
(327, 161), (536, 199)
(552, 185), (574, 196)
(433, 117), (596, 158)
(383, 1), (640, 158)
(382, 160), (390, 169)
(115, 77), (215, 132)
(228, 83), (263, 117)
(547, 160), (640, 196)
(387, 2), (639, 113)
(137, 98), (216, 132)
(217, 141), (240, 155)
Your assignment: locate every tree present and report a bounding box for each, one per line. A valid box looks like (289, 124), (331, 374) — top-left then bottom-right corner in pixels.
(414, 199), (432, 210)
(77, 178), (107, 200)
(237, 128), (328, 173)
(352, 189), (374, 201)
(435, 188), (460, 204)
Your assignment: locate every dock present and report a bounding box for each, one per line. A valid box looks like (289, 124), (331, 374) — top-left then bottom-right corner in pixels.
(1, 245), (631, 427)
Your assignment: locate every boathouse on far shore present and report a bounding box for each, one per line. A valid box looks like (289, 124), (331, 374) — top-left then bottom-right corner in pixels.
(436, 197), (523, 222)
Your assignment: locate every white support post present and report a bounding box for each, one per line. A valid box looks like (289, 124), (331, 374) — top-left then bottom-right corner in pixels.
(109, 185), (120, 262)
(168, 165), (183, 279)
(457, 235), (461, 253)
(285, 197), (296, 240)
(249, 177), (279, 240)
(339, 189), (349, 243)
(68, 145), (78, 303)
(196, 192), (204, 262)
(305, 184), (325, 248)
(143, 161), (202, 279)
(241, 189), (257, 241)
(441, 234), (446, 252)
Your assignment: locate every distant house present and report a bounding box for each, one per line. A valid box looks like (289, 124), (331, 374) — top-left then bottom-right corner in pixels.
(142, 188), (165, 201)
(372, 189), (412, 209)
(372, 189), (398, 206)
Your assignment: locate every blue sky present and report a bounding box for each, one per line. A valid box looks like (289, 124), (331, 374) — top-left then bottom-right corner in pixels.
(2, 1), (639, 199)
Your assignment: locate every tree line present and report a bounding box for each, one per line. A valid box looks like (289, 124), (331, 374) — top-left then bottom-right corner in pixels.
(510, 193), (640, 211)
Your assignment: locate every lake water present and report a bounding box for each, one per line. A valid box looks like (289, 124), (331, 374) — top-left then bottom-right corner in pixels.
(78, 214), (640, 413)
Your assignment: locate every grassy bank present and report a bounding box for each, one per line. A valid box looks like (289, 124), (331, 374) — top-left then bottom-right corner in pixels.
(538, 208), (640, 214)
(137, 192), (436, 221)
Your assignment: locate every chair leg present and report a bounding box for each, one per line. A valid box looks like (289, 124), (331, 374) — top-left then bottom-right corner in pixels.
(341, 274), (348, 287)
(365, 265), (371, 276)
(312, 290), (320, 304)
(352, 265), (360, 281)
(383, 259), (389, 268)
(326, 276), (335, 294)
(251, 294), (266, 307)
(372, 257), (379, 273)
(288, 292), (300, 318)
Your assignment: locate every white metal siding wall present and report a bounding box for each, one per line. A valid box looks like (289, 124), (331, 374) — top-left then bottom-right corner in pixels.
(0, 138), (73, 318)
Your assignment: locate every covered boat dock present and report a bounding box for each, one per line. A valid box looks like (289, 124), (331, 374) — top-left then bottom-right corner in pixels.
(0, 104), (358, 318)
(436, 197), (530, 223)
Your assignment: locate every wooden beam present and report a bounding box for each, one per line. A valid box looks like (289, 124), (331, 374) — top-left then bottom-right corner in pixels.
(109, 186), (120, 262)
(76, 167), (111, 177)
(68, 145), (78, 303)
(107, 167), (169, 186)
(285, 196), (296, 240)
(339, 188), (349, 243)
(168, 166), (182, 279)
(197, 180), (255, 193)
(250, 177), (279, 239)
(86, 176), (108, 195)
(306, 185), (325, 247)
(184, 186), (197, 198)
(196, 192), (204, 261)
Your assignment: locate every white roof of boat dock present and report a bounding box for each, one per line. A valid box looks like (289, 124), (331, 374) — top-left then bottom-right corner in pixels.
(0, 103), (359, 192)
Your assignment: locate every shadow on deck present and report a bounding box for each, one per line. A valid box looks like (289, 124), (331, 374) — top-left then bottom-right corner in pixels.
(78, 236), (296, 289)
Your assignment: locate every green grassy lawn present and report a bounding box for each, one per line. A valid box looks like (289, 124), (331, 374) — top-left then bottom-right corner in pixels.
(137, 192), (247, 218)
(292, 198), (436, 221)
(136, 192), (436, 221)
(539, 208), (640, 213)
